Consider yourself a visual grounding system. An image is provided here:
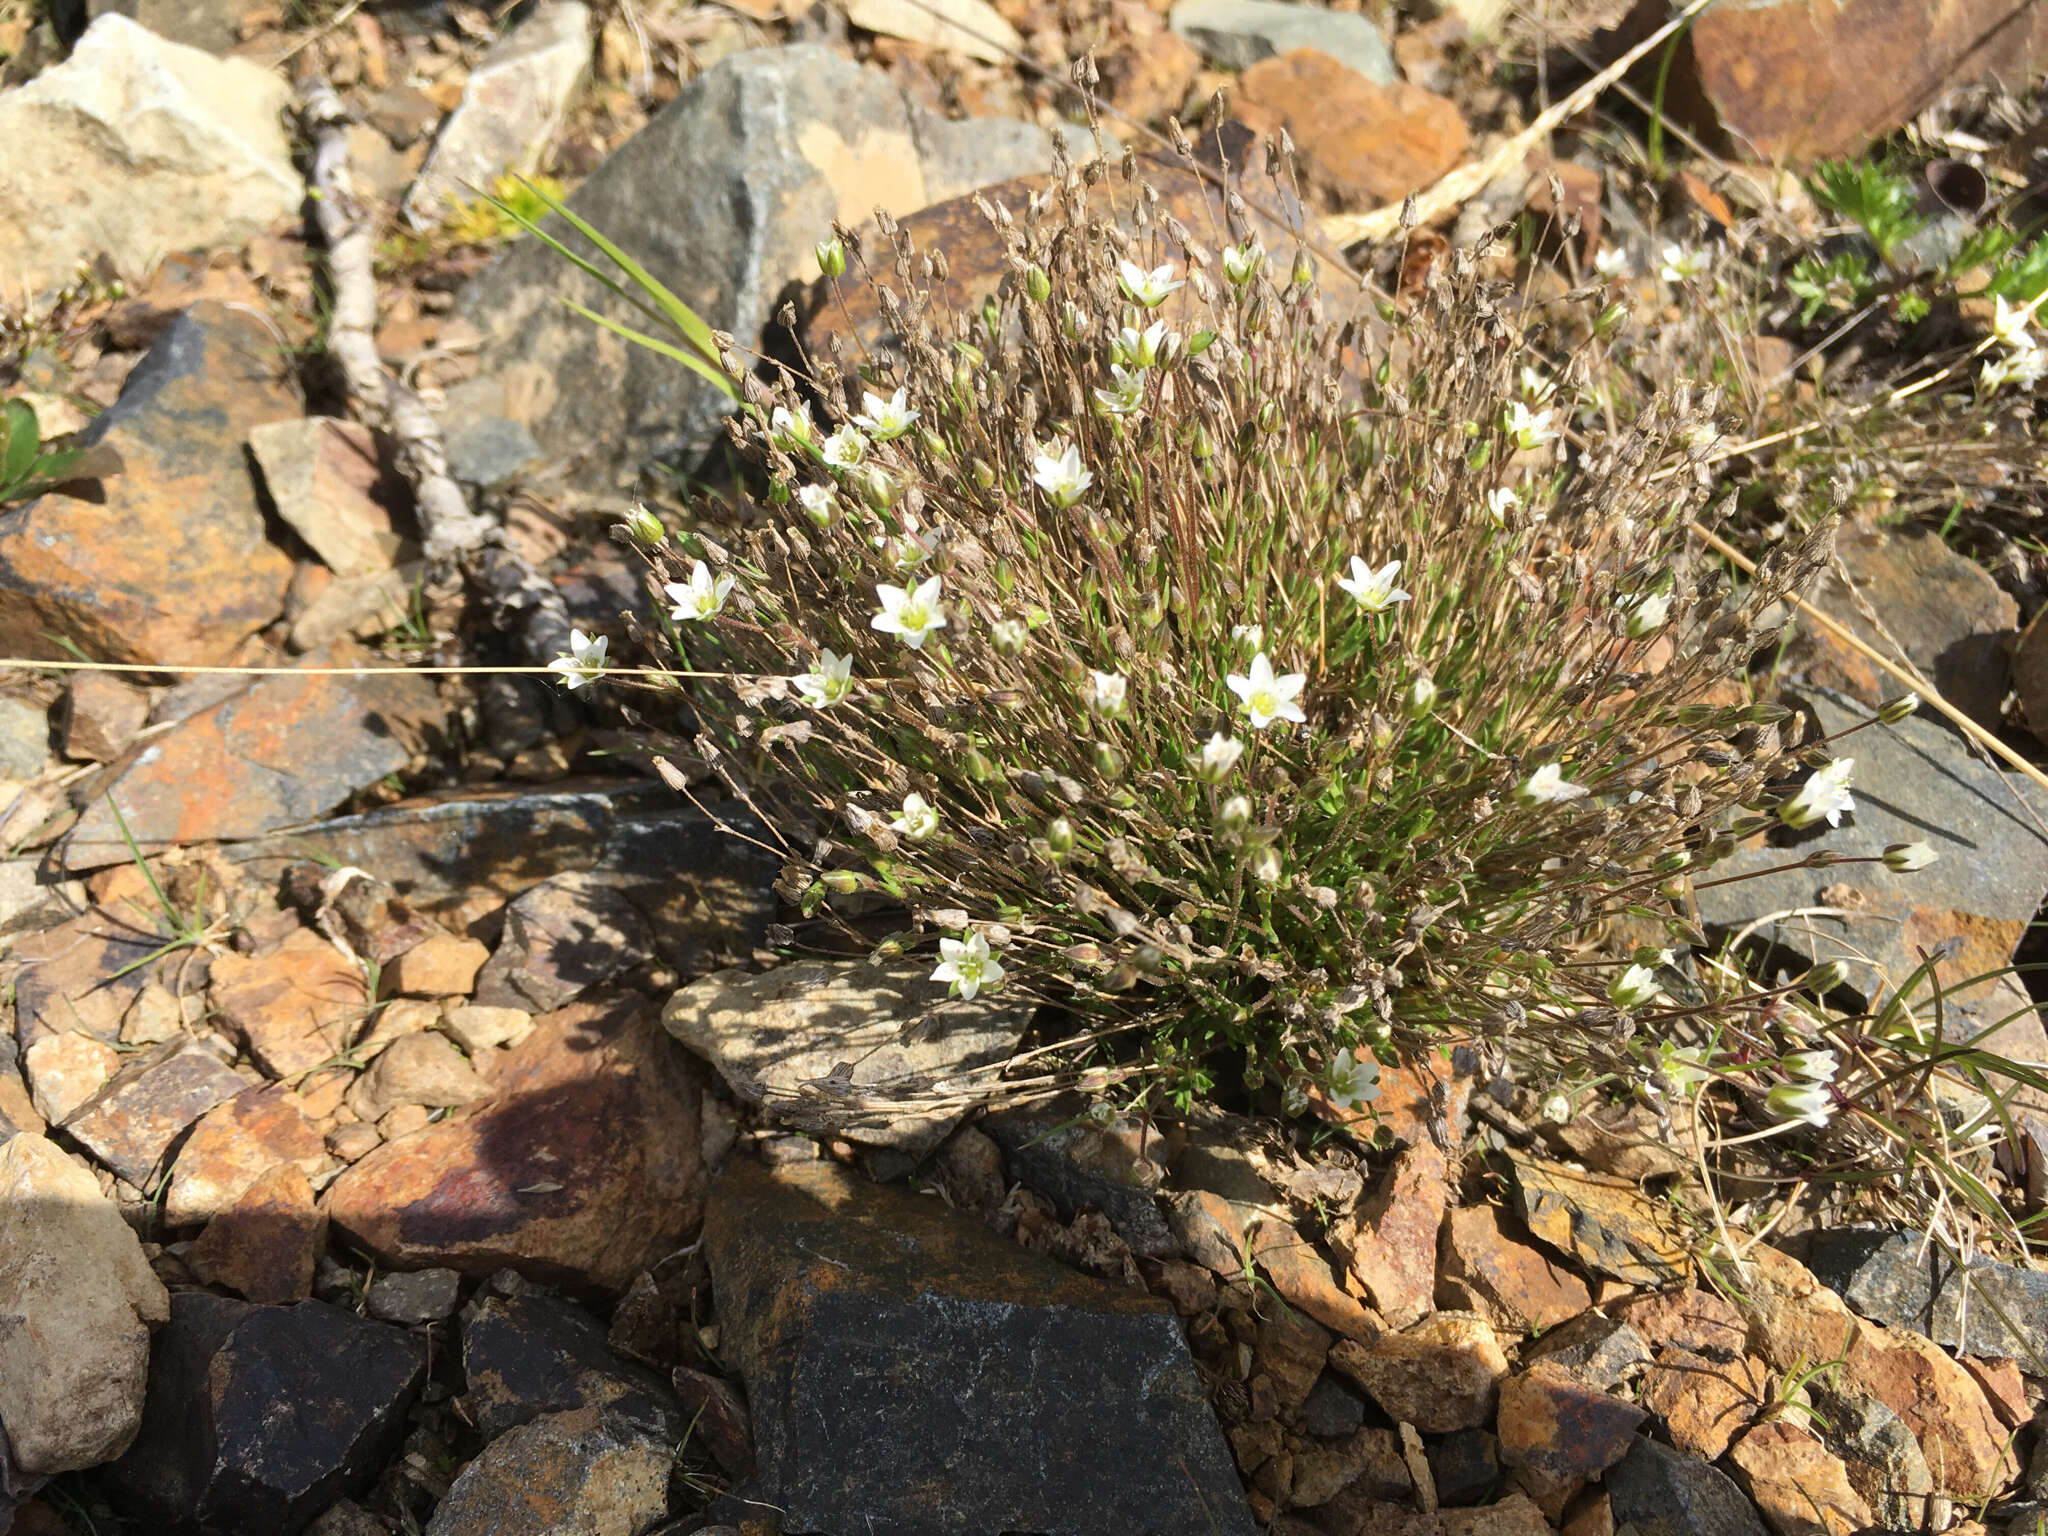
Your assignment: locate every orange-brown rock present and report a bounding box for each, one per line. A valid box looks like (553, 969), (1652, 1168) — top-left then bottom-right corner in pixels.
(383, 932), (490, 998)
(1251, 1218), (1377, 1339)
(1495, 1360), (1645, 1482)
(1234, 49), (1468, 209)
(1958, 1356), (2029, 1429)
(164, 1083), (327, 1226)
(1726, 1420), (1873, 1536)
(1437, 1204), (1592, 1333)
(185, 1163), (326, 1304)
(1342, 1140), (1445, 1328)
(1329, 1311), (1507, 1433)
(1099, 28), (1202, 123)
(1615, 1287), (1748, 1357)
(1639, 1345), (1769, 1460)
(208, 927), (368, 1079)
(321, 993), (705, 1294)
(0, 303), (294, 665)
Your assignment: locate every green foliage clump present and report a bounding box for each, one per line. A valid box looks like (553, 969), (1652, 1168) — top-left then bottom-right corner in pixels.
(635, 156), (1832, 1112)
(0, 396), (117, 508)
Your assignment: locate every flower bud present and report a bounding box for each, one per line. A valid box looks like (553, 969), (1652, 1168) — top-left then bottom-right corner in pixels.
(1801, 960), (1850, 994)
(822, 869), (864, 895)
(622, 504), (665, 545)
(1653, 849), (1692, 875)
(1217, 795), (1252, 835)
(1877, 693), (1921, 724)
(815, 237), (847, 279)
(1061, 300), (1087, 341)
(1608, 963), (1661, 1009)
(1084, 1099), (1117, 1128)
(1291, 249), (1315, 289)
(1258, 399), (1282, 434)
(1883, 841), (1937, 872)
(1092, 741), (1124, 779)
(1247, 845), (1283, 884)
(991, 618), (1027, 654)
(1402, 673), (1438, 718)
(1046, 816), (1076, 857)
(1025, 264), (1051, 303)
(961, 747), (996, 782)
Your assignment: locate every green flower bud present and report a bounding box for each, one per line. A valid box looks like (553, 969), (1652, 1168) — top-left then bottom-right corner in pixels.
(622, 504), (665, 545)
(1654, 849), (1692, 875)
(1291, 249), (1315, 289)
(1248, 845), (1283, 885)
(1403, 673), (1438, 718)
(1046, 816), (1076, 857)
(822, 869), (864, 895)
(1877, 694), (1921, 724)
(1883, 841), (1937, 872)
(1092, 741), (1124, 779)
(1025, 264), (1051, 303)
(1801, 960), (1850, 993)
(815, 237), (847, 279)
(1217, 795), (1252, 835)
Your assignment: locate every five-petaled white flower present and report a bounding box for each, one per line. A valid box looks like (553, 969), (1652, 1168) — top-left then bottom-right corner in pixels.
(855, 387), (919, 441)
(796, 483), (837, 526)
(821, 425), (868, 468)
(1222, 241), (1265, 286)
(1609, 963), (1662, 1009)
(1519, 762), (1588, 805)
(870, 575), (948, 650)
(1766, 1081), (1833, 1128)
(1118, 259), (1184, 308)
(1111, 320), (1172, 369)
(1327, 1047), (1381, 1109)
(1660, 243), (1711, 282)
(1199, 731), (1244, 784)
(1983, 343), (2048, 393)
(665, 560), (734, 623)
(1781, 1049), (1838, 1085)
(1780, 758), (1855, 829)
(1652, 1042), (1710, 1097)
(1505, 401), (1557, 452)
(794, 649), (855, 708)
(770, 403), (815, 448)
(1093, 365), (1147, 418)
(891, 792), (939, 841)
(932, 930), (1005, 1000)
(1090, 670), (1129, 717)
(1994, 295), (2036, 350)
(1336, 556), (1411, 613)
(1485, 486), (1521, 523)
(1227, 651), (1307, 731)
(1620, 591), (1671, 639)
(1033, 441), (1094, 507)
(1594, 246), (1630, 279)
(547, 629), (608, 690)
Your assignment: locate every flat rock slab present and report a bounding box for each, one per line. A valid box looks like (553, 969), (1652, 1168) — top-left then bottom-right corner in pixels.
(0, 302), (295, 664)
(423, 1406), (670, 1536)
(1693, 688), (2048, 1057)
(704, 1157), (1253, 1536)
(473, 871), (652, 1013)
(1167, 0), (1394, 79)
(322, 993), (704, 1294)
(983, 1095), (1177, 1257)
(60, 1036), (248, 1188)
(1795, 1226), (2048, 1364)
(246, 417), (413, 578)
(457, 1285), (682, 1442)
(108, 1293), (424, 1532)
(664, 958), (1034, 1153)
(2, 911), (164, 1049)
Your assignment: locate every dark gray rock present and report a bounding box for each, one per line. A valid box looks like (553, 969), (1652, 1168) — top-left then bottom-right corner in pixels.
(365, 1268), (464, 1326)
(459, 43), (1064, 489)
(441, 412), (543, 490)
(472, 870), (654, 1012)
(1806, 1379), (1935, 1533)
(423, 1408), (671, 1536)
(458, 1285), (682, 1442)
(705, 1156), (1251, 1536)
(983, 1095), (1178, 1259)
(1794, 1227), (2048, 1363)
(1693, 688), (2048, 1060)
(1168, 0), (1395, 80)
(1605, 1434), (1770, 1536)
(106, 1293), (425, 1535)
(1522, 1311), (1652, 1391)
(1299, 1371), (1368, 1438)
(1426, 1427), (1501, 1508)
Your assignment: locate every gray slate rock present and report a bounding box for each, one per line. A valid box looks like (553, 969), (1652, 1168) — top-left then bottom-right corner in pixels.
(1806, 1378), (1938, 1532)
(984, 1094), (1179, 1258)
(424, 1407), (671, 1536)
(1795, 1227), (2048, 1364)
(458, 1284), (682, 1443)
(473, 870), (654, 1012)
(460, 43), (1066, 488)
(1605, 1434), (1770, 1536)
(107, 1293), (425, 1533)
(706, 1156), (1253, 1536)
(441, 411), (545, 490)
(365, 1268), (464, 1326)
(0, 699), (48, 780)
(1168, 0), (1395, 81)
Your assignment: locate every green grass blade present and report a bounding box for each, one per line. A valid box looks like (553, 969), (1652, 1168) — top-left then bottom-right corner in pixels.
(557, 299), (737, 394)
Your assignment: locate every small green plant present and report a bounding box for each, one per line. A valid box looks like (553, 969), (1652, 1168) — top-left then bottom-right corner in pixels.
(0, 397), (121, 508)
(1807, 159), (1926, 268)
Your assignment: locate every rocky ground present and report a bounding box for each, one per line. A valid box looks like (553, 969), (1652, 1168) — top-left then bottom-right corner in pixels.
(6, 0), (2048, 1532)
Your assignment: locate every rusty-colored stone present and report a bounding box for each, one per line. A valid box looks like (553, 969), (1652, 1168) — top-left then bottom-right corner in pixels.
(384, 932), (489, 998)
(62, 1038), (249, 1189)
(1251, 1218), (1377, 1339)
(0, 304), (295, 665)
(164, 1083), (327, 1226)
(1495, 1360), (1645, 1482)
(322, 993), (705, 1294)
(1438, 1204), (1592, 1333)
(6, 911), (165, 1047)
(1640, 1345), (1769, 1460)
(1509, 1154), (1689, 1287)
(62, 673), (149, 763)
(186, 1162), (325, 1304)
(1342, 1140), (1445, 1328)
(1099, 29), (1203, 123)
(1726, 1420), (1874, 1536)
(1957, 1355), (2028, 1429)
(1328, 1311), (1507, 1433)
(1615, 1286), (1748, 1357)
(209, 927), (368, 1079)
(23, 1032), (118, 1125)
(1234, 49), (1468, 209)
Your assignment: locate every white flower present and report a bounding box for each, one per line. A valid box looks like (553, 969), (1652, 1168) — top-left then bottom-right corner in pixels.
(770, 403), (815, 449)
(796, 483), (837, 526)
(1984, 342), (2048, 392)
(821, 425), (869, 468)
(1884, 841), (1937, 872)
(891, 792), (939, 841)
(1519, 366), (1556, 404)
(1766, 1081), (1833, 1128)
(1781, 1049), (1838, 1085)
(854, 386), (919, 441)
(1505, 401), (1556, 452)
(1780, 758), (1855, 829)
(1327, 1047), (1381, 1109)
(1620, 591), (1671, 639)
(870, 575), (948, 650)
(1033, 442), (1093, 507)
(1222, 241), (1264, 286)
(1199, 731), (1244, 783)
(1227, 651), (1307, 731)
(1118, 258), (1184, 308)
(1216, 793), (1252, 833)
(1660, 243), (1711, 282)
(1485, 486), (1521, 523)
(664, 560), (734, 623)
(1653, 1042), (1710, 1097)
(932, 930), (1005, 1000)
(990, 617), (1028, 654)
(1993, 294), (2036, 350)
(1111, 319), (1172, 369)
(1090, 670), (1129, 717)
(1093, 364), (1147, 418)
(547, 629), (608, 690)
(1519, 762), (1588, 805)
(1594, 246), (1630, 278)
(1231, 623), (1264, 653)
(794, 649), (855, 707)
(1609, 963), (1662, 1009)
(1335, 556), (1411, 613)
